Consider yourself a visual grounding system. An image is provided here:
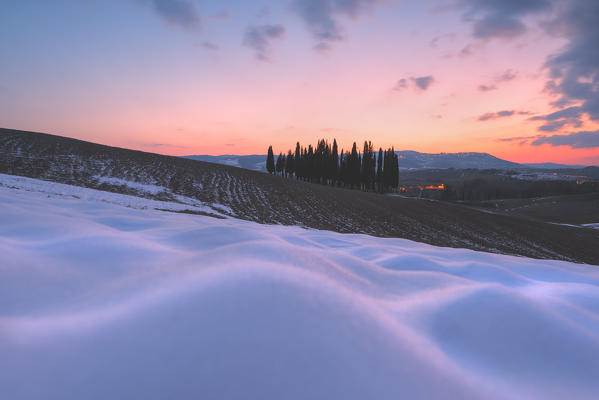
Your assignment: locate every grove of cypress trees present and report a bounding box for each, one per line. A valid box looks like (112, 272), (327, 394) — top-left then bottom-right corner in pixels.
(266, 140), (399, 192)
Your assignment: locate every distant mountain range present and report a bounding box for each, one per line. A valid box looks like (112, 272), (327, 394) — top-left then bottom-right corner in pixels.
(184, 152), (594, 171)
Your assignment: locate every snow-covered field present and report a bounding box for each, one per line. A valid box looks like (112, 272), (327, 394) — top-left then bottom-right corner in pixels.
(1, 174), (599, 399)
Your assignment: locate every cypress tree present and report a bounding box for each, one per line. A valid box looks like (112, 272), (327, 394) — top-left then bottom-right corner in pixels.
(377, 148), (383, 193)
(294, 142), (301, 179)
(285, 150), (294, 177)
(267, 145), (275, 174)
(331, 139), (339, 186)
(350, 142), (359, 189)
(338, 149), (345, 186)
(383, 149), (391, 191)
(307, 145), (314, 182)
(276, 152), (285, 175)
(361, 141), (375, 191)
(392, 147), (399, 190)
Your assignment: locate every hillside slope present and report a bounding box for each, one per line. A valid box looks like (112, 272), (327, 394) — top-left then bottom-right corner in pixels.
(1, 127), (598, 264)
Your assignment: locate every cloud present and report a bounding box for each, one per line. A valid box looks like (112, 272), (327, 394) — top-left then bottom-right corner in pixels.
(393, 76), (435, 92)
(458, 0), (552, 39)
(534, 0), (599, 131)
(429, 32), (457, 48)
(531, 130), (599, 148)
(313, 42), (332, 53)
(393, 78), (408, 91)
(478, 84), (497, 92)
(457, 43), (477, 57)
(478, 109), (530, 121)
(496, 135), (539, 143)
(478, 69), (518, 92)
(138, 0), (200, 29)
(243, 24), (286, 61)
(291, 0), (383, 49)
(496, 69), (518, 82)
(529, 106), (583, 131)
(412, 76), (435, 90)
(199, 41), (219, 50)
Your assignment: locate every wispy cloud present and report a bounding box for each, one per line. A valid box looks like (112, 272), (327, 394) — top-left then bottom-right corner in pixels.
(137, 0), (200, 30)
(478, 69), (518, 92)
(198, 41), (219, 51)
(496, 69), (518, 82)
(478, 84), (497, 92)
(291, 0), (385, 50)
(429, 32), (457, 48)
(243, 24), (286, 61)
(496, 135), (539, 143)
(478, 110), (531, 121)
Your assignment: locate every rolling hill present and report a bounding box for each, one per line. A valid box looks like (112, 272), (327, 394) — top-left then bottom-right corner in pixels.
(2, 127), (599, 264)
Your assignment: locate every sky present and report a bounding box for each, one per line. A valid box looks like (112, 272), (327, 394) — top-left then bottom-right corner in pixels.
(1, 0), (598, 164)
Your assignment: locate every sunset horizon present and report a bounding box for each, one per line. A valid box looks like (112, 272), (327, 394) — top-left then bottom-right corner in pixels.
(2, 1), (598, 165)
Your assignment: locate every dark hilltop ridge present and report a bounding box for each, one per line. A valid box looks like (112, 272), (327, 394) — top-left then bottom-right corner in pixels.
(1, 127), (598, 264)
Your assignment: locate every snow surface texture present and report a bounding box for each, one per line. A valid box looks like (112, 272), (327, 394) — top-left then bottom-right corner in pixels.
(0, 173), (230, 217)
(1, 175), (599, 400)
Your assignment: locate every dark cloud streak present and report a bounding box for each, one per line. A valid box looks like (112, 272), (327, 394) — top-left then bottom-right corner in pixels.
(478, 110), (530, 121)
(532, 130), (599, 148)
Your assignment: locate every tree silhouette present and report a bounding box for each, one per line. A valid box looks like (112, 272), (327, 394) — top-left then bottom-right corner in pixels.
(376, 148), (383, 193)
(267, 145), (275, 174)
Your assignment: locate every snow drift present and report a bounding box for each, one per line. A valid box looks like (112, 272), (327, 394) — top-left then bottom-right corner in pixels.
(1, 174), (598, 399)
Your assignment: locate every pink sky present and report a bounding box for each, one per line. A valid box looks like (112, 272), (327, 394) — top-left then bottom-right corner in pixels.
(1, 1), (598, 165)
